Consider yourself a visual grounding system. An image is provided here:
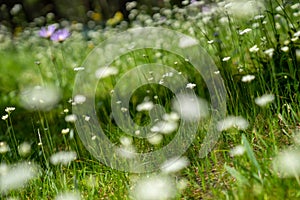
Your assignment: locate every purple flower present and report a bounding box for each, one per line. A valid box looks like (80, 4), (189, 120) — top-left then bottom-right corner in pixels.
(39, 24), (57, 38)
(50, 29), (70, 42)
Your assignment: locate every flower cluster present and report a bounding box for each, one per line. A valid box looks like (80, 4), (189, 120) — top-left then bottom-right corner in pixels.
(39, 24), (70, 42)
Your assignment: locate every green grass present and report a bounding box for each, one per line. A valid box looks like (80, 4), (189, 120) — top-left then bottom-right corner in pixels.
(1, 0), (300, 199)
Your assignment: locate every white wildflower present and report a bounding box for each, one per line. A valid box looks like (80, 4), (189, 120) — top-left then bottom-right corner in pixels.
(179, 37), (198, 48)
(0, 142), (10, 154)
(275, 6), (283, 12)
(186, 83), (196, 89)
(264, 48), (275, 58)
(84, 115), (90, 121)
(50, 151), (77, 165)
(116, 145), (136, 159)
(254, 15), (264, 20)
(65, 114), (77, 123)
(151, 121), (178, 134)
(160, 157), (190, 174)
(136, 101), (154, 112)
(294, 31), (300, 38)
(281, 46), (289, 52)
(225, 0), (265, 19)
(73, 67), (85, 71)
(18, 142), (31, 157)
(241, 75), (255, 83)
(291, 3), (300, 10)
(249, 44), (259, 52)
(217, 116), (249, 131)
(222, 57), (231, 61)
(255, 94), (275, 107)
(20, 85), (61, 111)
(239, 28), (252, 35)
(61, 128), (70, 134)
(5, 107), (15, 113)
(172, 93), (209, 122)
(230, 145), (246, 157)
(120, 136), (133, 147)
(273, 149), (300, 178)
(131, 175), (177, 200)
(73, 95), (86, 104)
(1, 115), (8, 121)
(162, 112), (180, 122)
(95, 67), (118, 79)
(0, 162), (40, 193)
(147, 134), (163, 145)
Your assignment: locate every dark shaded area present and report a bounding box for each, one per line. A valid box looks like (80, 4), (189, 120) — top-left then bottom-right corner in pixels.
(0, 0), (185, 32)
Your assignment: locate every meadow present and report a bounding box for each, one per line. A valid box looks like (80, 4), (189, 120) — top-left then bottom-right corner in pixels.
(0, 0), (300, 199)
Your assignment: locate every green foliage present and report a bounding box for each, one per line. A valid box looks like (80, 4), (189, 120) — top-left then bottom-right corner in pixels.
(0, 0), (300, 199)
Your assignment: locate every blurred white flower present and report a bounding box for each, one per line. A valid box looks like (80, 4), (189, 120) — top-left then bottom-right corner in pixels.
(0, 142), (10, 154)
(222, 57), (231, 61)
(160, 157), (189, 174)
(239, 28), (252, 35)
(294, 31), (300, 37)
(147, 134), (163, 145)
(291, 3), (300, 10)
(264, 48), (275, 58)
(255, 94), (275, 107)
(179, 37), (198, 48)
(136, 101), (154, 112)
(73, 95), (86, 104)
(116, 145), (136, 159)
(120, 136), (133, 147)
(217, 116), (249, 131)
(126, 1), (137, 11)
(20, 85), (61, 111)
(50, 151), (77, 165)
(55, 191), (81, 200)
(0, 162), (40, 193)
(131, 175), (177, 200)
(230, 145), (246, 157)
(5, 107), (15, 113)
(241, 75), (255, 83)
(172, 93), (209, 122)
(61, 128), (70, 135)
(65, 114), (77, 123)
(73, 67), (85, 71)
(1, 114), (8, 121)
(162, 112), (180, 122)
(151, 121), (178, 134)
(10, 4), (22, 15)
(249, 44), (259, 52)
(186, 83), (196, 89)
(281, 46), (289, 52)
(273, 149), (300, 178)
(18, 142), (31, 157)
(95, 67), (118, 79)
(254, 15), (264, 20)
(225, 0), (265, 19)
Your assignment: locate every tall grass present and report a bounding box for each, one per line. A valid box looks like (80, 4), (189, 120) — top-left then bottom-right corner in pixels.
(0, 0), (300, 199)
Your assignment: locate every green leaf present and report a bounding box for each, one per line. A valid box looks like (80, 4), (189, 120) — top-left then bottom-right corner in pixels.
(225, 164), (249, 186)
(242, 134), (261, 173)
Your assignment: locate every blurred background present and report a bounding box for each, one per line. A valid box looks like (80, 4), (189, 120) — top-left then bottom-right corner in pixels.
(0, 0), (188, 32)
